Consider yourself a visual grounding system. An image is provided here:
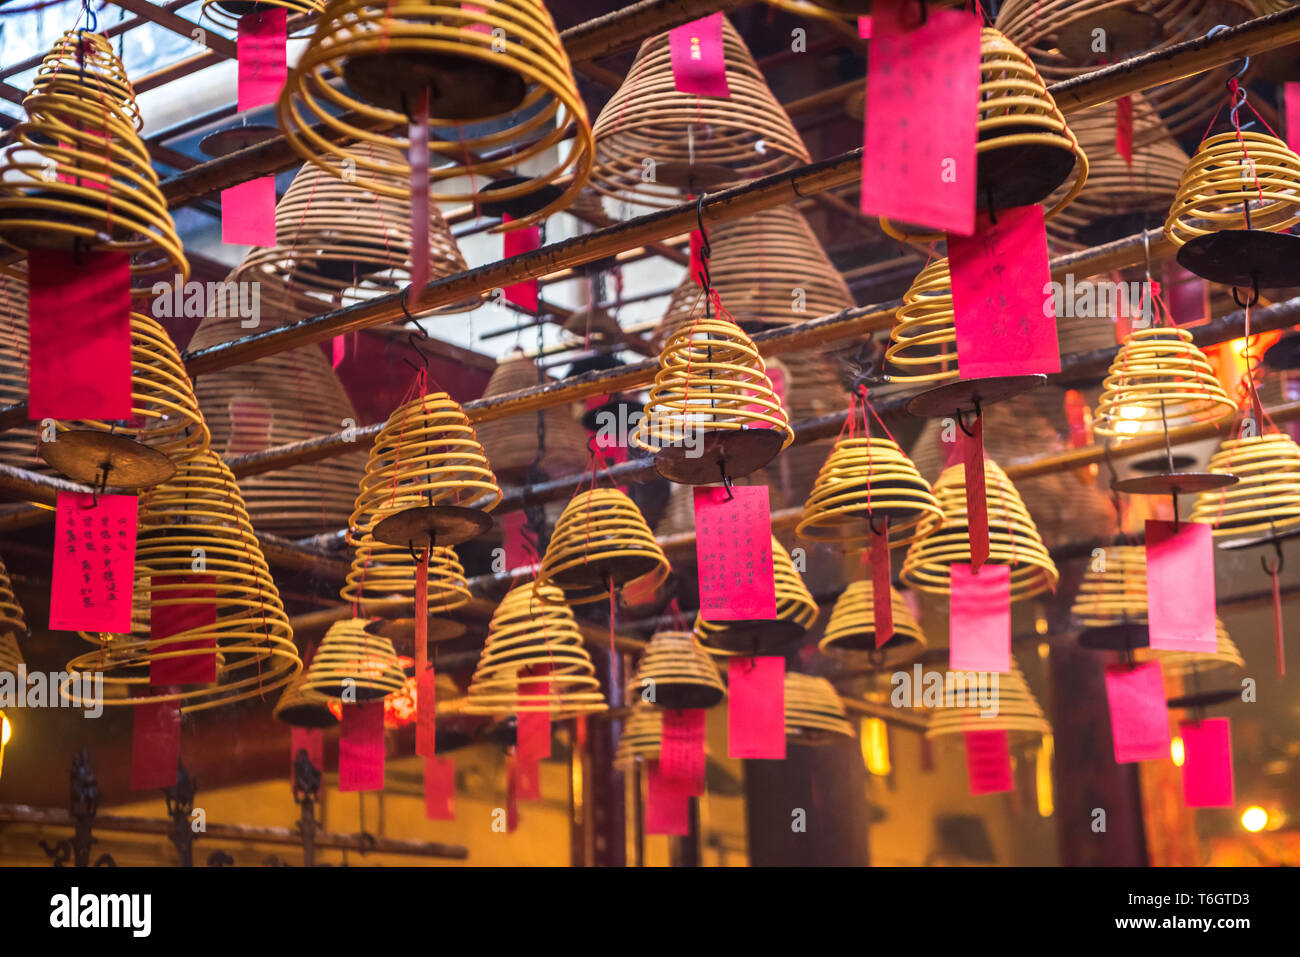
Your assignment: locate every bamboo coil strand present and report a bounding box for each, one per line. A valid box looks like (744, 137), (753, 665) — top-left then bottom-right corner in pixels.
(926, 655), (1052, 738)
(614, 702), (664, 769)
(0, 633), (21, 675)
(538, 488), (670, 605)
(341, 533), (470, 618)
(474, 354), (591, 484)
(695, 536), (819, 655)
(0, 276), (44, 473)
(273, 668), (339, 728)
(0, 553), (27, 647)
(300, 618), (406, 700)
(885, 259), (958, 385)
(818, 580), (927, 665)
(200, 0), (325, 32)
(1190, 432), (1300, 540)
(633, 630), (726, 709)
(1141, 620), (1245, 678)
(785, 673), (854, 740)
(1071, 544), (1148, 628)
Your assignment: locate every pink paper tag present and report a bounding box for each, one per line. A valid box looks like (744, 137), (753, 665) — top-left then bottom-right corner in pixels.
(1181, 718), (1233, 808)
(222, 177), (276, 247)
(871, 521), (894, 648)
(1116, 95), (1133, 165)
(290, 727), (324, 775)
(964, 729), (1013, 795)
(502, 215), (540, 310)
(948, 563), (1010, 674)
(668, 12), (730, 98)
(693, 485), (776, 621)
(331, 335), (345, 370)
(502, 510), (539, 574)
(645, 760), (693, 835)
(1104, 661), (1171, 763)
(50, 492), (137, 634)
(27, 249), (131, 421)
(858, 15), (872, 39)
(236, 10), (287, 111)
(1287, 83), (1300, 155)
(1145, 519), (1217, 653)
(516, 711), (552, 762)
(860, 0), (980, 235)
(727, 657), (785, 760)
(659, 708), (706, 793)
(338, 702), (385, 792)
(149, 575), (217, 685)
(424, 755), (456, 819)
(962, 419), (988, 570)
(131, 696), (180, 790)
(416, 667), (437, 758)
(949, 206), (1060, 378)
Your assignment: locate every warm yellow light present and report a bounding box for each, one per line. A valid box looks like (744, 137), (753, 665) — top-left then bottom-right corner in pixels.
(1171, 736), (1185, 767)
(1119, 405), (1147, 419)
(860, 718), (891, 776)
(1115, 419), (1142, 436)
(0, 712), (9, 747)
(1036, 735), (1054, 818)
(1242, 806), (1268, 832)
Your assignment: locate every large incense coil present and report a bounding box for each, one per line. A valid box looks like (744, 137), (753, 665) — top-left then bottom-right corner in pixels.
(200, 0), (326, 32)
(695, 536), (819, 655)
(1165, 131), (1300, 247)
(273, 669), (339, 728)
(351, 390), (501, 535)
(300, 618), (406, 700)
(0, 276), (43, 473)
(634, 631), (726, 710)
(1141, 620), (1244, 679)
(341, 533), (470, 618)
(818, 580), (927, 667)
(462, 583), (607, 716)
(797, 436), (943, 548)
(277, 0), (593, 228)
(1071, 544), (1148, 629)
(474, 355), (591, 484)
(1190, 432), (1300, 540)
(885, 259), (958, 384)
(785, 673), (853, 741)
(900, 458), (1059, 599)
(925, 655), (1052, 739)
(614, 702), (664, 769)
(0, 553), (26, 644)
(879, 29), (1088, 243)
(0, 31), (187, 294)
(590, 16), (809, 210)
(1092, 327), (1237, 439)
(538, 488), (670, 605)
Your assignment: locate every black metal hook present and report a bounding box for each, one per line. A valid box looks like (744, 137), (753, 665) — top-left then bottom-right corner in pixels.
(956, 398), (982, 438)
(401, 329), (431, 375)
(867, 511), (887, 537)
(408, 533), (433, 565)
(1232, 274), (1260, 310)
(1263, 538), (1284, 576)
(719, 459), (734, 502)
(693, 193), (712, 291)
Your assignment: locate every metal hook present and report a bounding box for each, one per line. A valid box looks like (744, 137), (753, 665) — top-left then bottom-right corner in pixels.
(719, 459), (734, 502)
(1232, 274), (1260, 310)
(867, 511), (887, 537)
(408, 535), (433, 565)
(401, 330), (431, 375)
(1262, 538), (1284, 576)
(78, 464), (109, 509)
(956, 399), (981, 438)
(693, 193), (712, 290)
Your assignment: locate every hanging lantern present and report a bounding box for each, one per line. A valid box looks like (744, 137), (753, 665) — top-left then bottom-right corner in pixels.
(300, 618), (407, 700)
(695, 536), (818, 655)
(537, 488), (670, 605)
(632, 631), (726, 710)
(784, 673), (853, 743)
(819, 580), (928, 667)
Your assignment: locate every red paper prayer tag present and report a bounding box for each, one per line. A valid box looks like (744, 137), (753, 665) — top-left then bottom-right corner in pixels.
(516, 711), (552, 762)
(948, 206), (1060, 378)
(506, 757), (520, 832)
(332, 335), (345, 370)
(221, 177), (276, 247)
(659, 709), (706, 793)
(290, 727), (324, 776)
(871, 522), (894, 648)
(948, 563), (1010, 674)
(727, 656), (785, 760)
(668, 12), (730, 98)
(225, 397), (273, 456)
(502, 215), (541, 310)
(1145, 519), (1217, 654)
(860, 0), (980, 235)
(1287, 83), (1300, 154)
(1115, 95), (1133, 165)
(964, 729), (1013, 795)
(414, 549), (429, 677)
(409, 91), (431, 298)
(27, 249), (131, 422)
(416, 667), (437, 758)
(1104, 661), (1171, 764)
(338, 702), (385, 792)
(858, 16), (872, 39)
(516, 756), (541, 801)
(645, 760), (693, 835)
(1181, 718), (1234, 808)
(149, 575), (217, 685)
(693, 485), (776, 621)
(424, 755), (456, 820)
(962, 417), (988, 570)
(50, 492), (137, 634)
(689, 229), (706, 286)
(501, 510), (538, 574)
(236, 10), (287, 111)
(131, 696), (180, 790)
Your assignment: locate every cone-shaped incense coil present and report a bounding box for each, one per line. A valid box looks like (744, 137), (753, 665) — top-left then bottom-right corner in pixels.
(0, 276), (44, 472)
(880, 28), (1088, 243)
(614, 702), (664, 769)
(797, 436), (943, 548)
(634, 631), (726, 710)
(273, 669), (339, 728)
(200, 0), (325, 32)
(278, 0), (593, 228)
(695, 536), (819, 654)
(885, 259), (958, 384)
(0, 633), (21, 675)
(1165, 131), (1300, 246)
(0, 553), (27, 643)
(475, 355), (591, 484)
(1191, 433), (1300, 540)
(538, 488), (670, 605)
(300, 618), (406, 701)
(1092, 327), (1236, 439)
(462, 583), (607, 716)
(926, 656), (1051, 739)
(341, 534), (470, 618)
(1071, 544), (1148, 629)
(1142, 620), (1244, 678)
(590, 16), (809, 208)
(0, 31), (187, 294)
(819, 580), (927, 664)
(785, 673), (853, 740)
(900, 459), (1059, 599)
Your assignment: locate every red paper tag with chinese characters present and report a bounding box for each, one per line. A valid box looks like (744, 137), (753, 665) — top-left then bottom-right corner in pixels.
(1104, 661), (1170, 763)
(27, 249), (131, 422)
(222, 177), (276, 247)
(290, 727), (324, 776)
(949, 563), (1010, 674)
(659, 708), (706, 793)
(693, 485), (776, 621)
(503, 215), (540, 310)
(871, 521), (894, 648)
(424, 755), (456, 819)
(1116, 95), (1133, 165)
(727, 656), (785, 760)
(964, 729), (1013, 795)
(645, 760), (693, 835)
(131, 695), (180, 790)
(860, 0), (980, 235)
(416, 667), (437, 758)
(1181, 718), (1233, 807)
(149, 575), (217, 685)
(50, 492), (136, 634)
(236, 10), (286, 110)
(1145, 519), (1217, 653)
(338, 702), (385, 792)
(948, 206), (1060, 378)
(669, 12), (730, 97)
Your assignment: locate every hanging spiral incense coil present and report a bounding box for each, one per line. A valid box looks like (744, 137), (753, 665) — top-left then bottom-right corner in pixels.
(880, 29), (1088, 243)
(614, 702), (664, 769)
(474, 355), (591, 485)
(590, 15), (809, 209)
(818, 580), (927, 666)
(1092, 327), (1237, 439)
(785, 673), (853, 741)
(0, 553), (27, 644)
(300, 618), (406, 700)
(341, 533), (470, 618)
(926, 655), (1052, 739)
(900, 458), (1059, 599)
(0, 276), (45, 473)
(885, 259), (958, 385)
(273, 669), (339, 727)
(462, 583), (607, 716)
(797, 437), (944, 549)
(1141, 620), (1244, 678)
(695, 536), (819, 655)
(1165, 132), (1300, 246)
(633, 631), (726, 709)
(277, 0), (594, 228)
(538, 488), (670, 605)
(200, 0), (326, 32)
(0, 633), (21, 675)
(1190, 432), (1300, 540)
(0, 31), (187, 294)
(1071, 544), (1148, 629)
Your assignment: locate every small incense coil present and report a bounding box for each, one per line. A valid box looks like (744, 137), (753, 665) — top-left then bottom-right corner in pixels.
(474, 355), (591, 484)
(925, 655), (1052, 739)
(0, 633), (21, 674)
(0, 31), (188, 294)
(341, 533), (470, 618)
(538, 488), (670, 605)
(590, 15), (809, 209)
(351, 391), (501, 535)
(462, 583), (608, 716)
(1190, 432), (1300, 540)
(277, 0), (594, 228)
(614, 702), (664, 769)
(1165, 131), (1300, 247)
(900, 458), (1059, 600)
(1141, 620), (1244, 679)
(300, 618), (407, 701)
(1092, 327), (1237, 439)
(785, 673), (853, 741)
(200, 0), (325, 32)
(695, 536), (819, 655)
(633, 631), (726, 710)
(818, 580), (927, 666)
(879, 29), (1088, 243)
(885, 259), (958, 385)
(1070, 544), (1148, 629)
(797, 437), (944, 548)
(0, 553), (28, 643)
(0, 276), (45, 473)
(273, 669), (339, 728)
